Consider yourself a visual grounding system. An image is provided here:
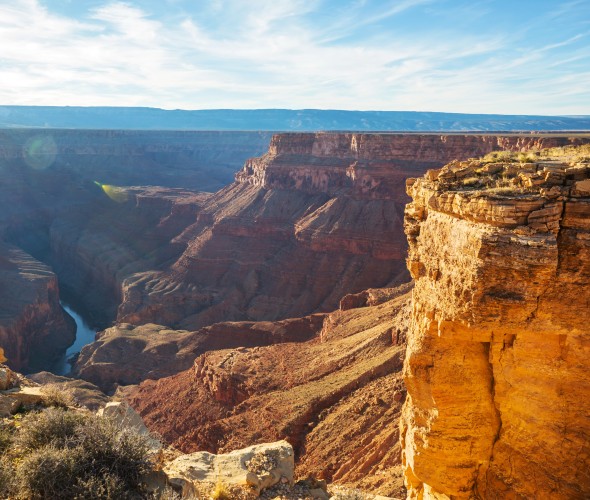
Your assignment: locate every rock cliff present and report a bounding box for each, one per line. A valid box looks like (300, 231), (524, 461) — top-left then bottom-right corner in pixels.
(119, 133), (587, 330)
(49, 186), (211, 325)
(401, 145), (590, 498)
(0, 242), (74, 371)
(0, 127), (258, 370)
(73, 315), (324, 393)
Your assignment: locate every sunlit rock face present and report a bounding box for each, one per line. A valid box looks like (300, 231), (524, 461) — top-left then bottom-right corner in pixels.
(401, 147), (590, 499)
(118, 133), (589, 330)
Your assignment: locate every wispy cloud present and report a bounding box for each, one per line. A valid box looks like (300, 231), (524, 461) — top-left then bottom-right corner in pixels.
(0, 0), (588, 114)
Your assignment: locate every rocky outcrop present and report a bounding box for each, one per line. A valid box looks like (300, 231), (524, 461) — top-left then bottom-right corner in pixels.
(236, 133), (590, 198)
(0, 243), (75, 372)
(164, 440), (294, 497)
(0, 364), (45, 416)
(401, 146), (590, 498)
(128, 286), (412, 497)
(27, 372), (110, 411)
(98, 401), (162, 451)
(73, 315), (324, 393)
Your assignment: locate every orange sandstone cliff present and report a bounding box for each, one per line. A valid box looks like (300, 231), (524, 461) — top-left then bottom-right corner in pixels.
(401, 146), (590, 498)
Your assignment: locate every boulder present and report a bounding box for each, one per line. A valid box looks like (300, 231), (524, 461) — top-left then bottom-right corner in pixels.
(0, 387), (44, 417)
(0, 364), (16, 390)
(97, 401), (161, 451)
(163, 440), (294, 497)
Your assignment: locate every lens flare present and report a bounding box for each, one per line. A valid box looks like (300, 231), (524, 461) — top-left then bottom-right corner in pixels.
(23, 135), (58, 170)
(94, 181), (129, 203)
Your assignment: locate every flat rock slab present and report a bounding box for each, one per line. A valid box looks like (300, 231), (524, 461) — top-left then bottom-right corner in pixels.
(0, 387), (44, 416)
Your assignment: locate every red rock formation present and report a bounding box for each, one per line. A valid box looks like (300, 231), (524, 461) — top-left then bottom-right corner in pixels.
(49, 186), (211, 324)
(73, 315), (324, 393)
(127, 286), (412, 497)
(401, 146), (590, 498)
(0, 243), (74, 372)
(119, 133), (588, 330)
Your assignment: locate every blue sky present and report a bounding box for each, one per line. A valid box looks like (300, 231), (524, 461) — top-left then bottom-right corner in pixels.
(0, 0), (589, 114)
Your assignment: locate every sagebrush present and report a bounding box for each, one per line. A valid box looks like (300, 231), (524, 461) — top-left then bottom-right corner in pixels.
(2, 407), (155, 499)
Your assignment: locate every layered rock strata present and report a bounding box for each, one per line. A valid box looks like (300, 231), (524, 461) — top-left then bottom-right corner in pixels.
(73, 315), (324, 393)
(0, 130), (268, 370)
(119, 133), (588, 329)
(0, 243), (74, 371)
(49, 186), (211, 324)
(128, 286), (412, 497)
(401, 146), (590, 498)
(0, 129), (272, 192)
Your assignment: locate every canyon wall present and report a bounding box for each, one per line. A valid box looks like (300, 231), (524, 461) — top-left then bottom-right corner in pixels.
(49, 186), (211, 325)
(0, 242), (74, 372)
(0, 129), (265, 371)
(0, 129), (272, 192)
(2, 131), (589, 375)
(118, 133), (589, 330)
(401, 147), (590, 498)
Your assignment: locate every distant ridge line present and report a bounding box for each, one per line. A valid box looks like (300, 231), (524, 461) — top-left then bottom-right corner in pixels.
(1, 106), (589, 132)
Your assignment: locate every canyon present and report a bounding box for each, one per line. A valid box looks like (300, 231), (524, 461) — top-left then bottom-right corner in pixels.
(1, 130), (589, 497)
(115, 133), (590, 331)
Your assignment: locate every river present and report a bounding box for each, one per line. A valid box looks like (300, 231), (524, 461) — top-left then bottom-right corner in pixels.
(52, 303), (98, 376)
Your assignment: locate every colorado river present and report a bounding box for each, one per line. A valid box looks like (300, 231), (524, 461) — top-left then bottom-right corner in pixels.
(52, 303), (98, 376)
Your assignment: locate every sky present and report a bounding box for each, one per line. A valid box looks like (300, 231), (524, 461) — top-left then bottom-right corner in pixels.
(0, 0), (589, 114)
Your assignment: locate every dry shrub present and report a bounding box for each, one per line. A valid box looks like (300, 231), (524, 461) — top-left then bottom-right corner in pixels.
(40, 383), (77, 408)
(16, 407), (86, 451)
(0, 458), (14, 498)
(331, 490), (369, 500)
(482, 150), (517, 163)
(71, 414), (152, 491)
(211, 479), (233, 500)
(16, 445), (79, 499)
(9, 408), (152, 499)
(0, 425), (13, 453)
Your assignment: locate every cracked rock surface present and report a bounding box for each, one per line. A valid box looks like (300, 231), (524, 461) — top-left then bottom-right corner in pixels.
(400, 146), (590, 499)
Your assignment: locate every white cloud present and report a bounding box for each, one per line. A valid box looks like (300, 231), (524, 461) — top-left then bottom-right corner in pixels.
(0, 0), (588, 114)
